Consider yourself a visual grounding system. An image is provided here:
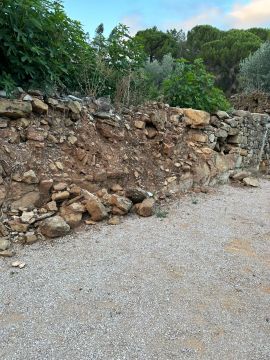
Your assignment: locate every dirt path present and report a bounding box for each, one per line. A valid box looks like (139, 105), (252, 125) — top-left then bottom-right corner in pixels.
(1, 181), (270, 360)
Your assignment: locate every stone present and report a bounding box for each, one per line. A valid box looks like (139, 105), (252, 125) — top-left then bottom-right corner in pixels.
(11, 191), (40, 210)
(26, 128), (45, 142)
(134, 120), (145, 129)
(32, 99), (48, 114)
(55, 162), (64, 170)
(8, 220), (29, 232)
(96, 120), (125, 141)
(47, 98), (59, 107)
(69, 185), (82, 196)
(68, 100), (82, 114)
(53, 182), (68, 191)
(215, 110), (230, 120)
(52, 191), (70, 201)
(184, 109), (210, 128)
(136, 198), (155, 217)
(228, 127), (240, 136)
(108, 195), (132, 214)
(68, 135), (77, 144)
(145, 127), (158, 139)
(12, 261), (26, 269)
(227, 134), (243, 145)
(59, 206), (83, 228)
(0, 185), (6, 206)
(0, 118), (8, 128)
(111, 206), (126, 216)
(108, 216), (120, 225)
(39, 215), (70, 238)
(242, 177), (259, 187)
(46, 201), (58, 212)
(68, 202), (85, 213)
(85, 195), (108, 222)
(18, 117), (30, 128)
(21, 211), (35, 223)
(0, 223), (8, 237)
(111, 184), (123, 192)
(163, 143), (175, 156)
(216, 129), (228, 138)
(28, 89), (43, 96)
(85, 220), (96, 225)
(125, 187), (148, 203)
(24, 232), (38, 245)
(0, 250), (14, 257)
(150, 110), (167, 130)
(0, 238), (10, 251)
(21, 170), (39, 184)
(0, 99), (32, 119)
(188, 131), (208, 143)
(232, 171), (251, 181)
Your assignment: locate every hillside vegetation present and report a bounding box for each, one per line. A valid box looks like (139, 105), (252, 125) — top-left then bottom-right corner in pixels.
(0, 0), (269, 111)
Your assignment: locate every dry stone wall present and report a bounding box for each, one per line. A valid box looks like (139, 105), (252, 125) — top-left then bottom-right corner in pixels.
(0, 92), (269, 254)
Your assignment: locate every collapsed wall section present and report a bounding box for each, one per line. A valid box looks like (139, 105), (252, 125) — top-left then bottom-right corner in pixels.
(0, 94), (269, 247)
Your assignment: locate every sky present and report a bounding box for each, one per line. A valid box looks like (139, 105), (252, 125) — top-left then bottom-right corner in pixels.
(63, 0), (270, 36)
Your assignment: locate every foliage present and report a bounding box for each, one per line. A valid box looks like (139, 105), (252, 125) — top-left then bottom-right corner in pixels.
(77, 23), (145, 99)
(239, 41), (270, 93)
(0, 0), (268, 102)
(186, 25), (224, 58)
(0, 0), (89, 93)
(199, 29), (262, 92)
(162, 59), (230, 112)
(247, 28), (270, 42)
(135, 27), (185, 62)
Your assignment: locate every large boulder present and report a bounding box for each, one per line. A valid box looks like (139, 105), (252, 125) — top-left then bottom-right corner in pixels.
(184, 109), (210, 128)
(0, 99), (32, 118)
(39, 216), (70, 238)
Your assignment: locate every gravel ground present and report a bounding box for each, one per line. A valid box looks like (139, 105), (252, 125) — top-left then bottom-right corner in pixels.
(0, 181), (270, 360)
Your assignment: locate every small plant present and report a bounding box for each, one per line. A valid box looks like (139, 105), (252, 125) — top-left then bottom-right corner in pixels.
(191, 198), (198, 205)
(155, 207), (169, 219)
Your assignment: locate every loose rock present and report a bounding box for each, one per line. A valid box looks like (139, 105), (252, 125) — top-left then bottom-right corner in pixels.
(39, 216), (70, 238)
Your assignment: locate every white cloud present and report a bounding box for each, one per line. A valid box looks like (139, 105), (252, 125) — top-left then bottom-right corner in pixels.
(163, 0), (270, 32)
(121, 13), (145, 35)
(229, 0), (270, 28)
(180, 8), (221, 31)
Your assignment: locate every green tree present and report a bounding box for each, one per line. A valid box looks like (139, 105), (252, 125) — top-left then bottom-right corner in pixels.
(247, 28), (270, 42)
(186, 25), (224, 58)
(162, 58), (230, 112)
(135, 27), (181, 62)
(200, 30), (262, 92)
(239, 41), (270, 93)
(0, 0), (89, 93)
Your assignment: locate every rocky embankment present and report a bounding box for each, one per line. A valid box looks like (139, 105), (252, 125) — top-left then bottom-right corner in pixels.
(0, 90), (269, 256)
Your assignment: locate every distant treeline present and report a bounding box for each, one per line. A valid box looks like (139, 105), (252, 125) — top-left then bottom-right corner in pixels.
(1, 1), (269, 111)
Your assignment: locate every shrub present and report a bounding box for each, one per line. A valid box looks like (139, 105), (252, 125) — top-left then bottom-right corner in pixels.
(162, 58), (230, 112)
(0, 0), (90, 93)
(239, 41), (270, 93)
